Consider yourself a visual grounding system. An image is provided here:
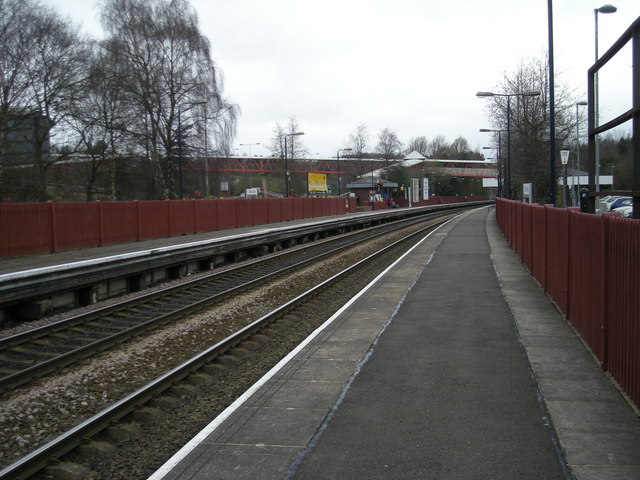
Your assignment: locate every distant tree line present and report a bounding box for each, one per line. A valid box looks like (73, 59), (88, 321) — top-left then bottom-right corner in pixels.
(0, 0), (237, 202)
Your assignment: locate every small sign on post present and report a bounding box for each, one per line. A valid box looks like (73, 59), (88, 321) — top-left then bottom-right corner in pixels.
(560, 150), (570, 207)
(523, 183), (533, 204)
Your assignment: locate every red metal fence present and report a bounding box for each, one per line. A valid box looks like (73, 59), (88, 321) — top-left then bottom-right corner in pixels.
(0, 197), (356, 259)
(496, 198), (640, 408)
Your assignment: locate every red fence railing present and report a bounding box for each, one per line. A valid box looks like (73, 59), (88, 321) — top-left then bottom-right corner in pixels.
(496, 198), (640, 408)
(0, 197), (357, 259)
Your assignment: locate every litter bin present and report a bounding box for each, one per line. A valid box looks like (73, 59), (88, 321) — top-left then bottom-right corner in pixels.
(579, 188), (589, 213)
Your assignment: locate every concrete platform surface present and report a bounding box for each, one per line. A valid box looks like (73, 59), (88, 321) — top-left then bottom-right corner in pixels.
(148, 207), (640, 480)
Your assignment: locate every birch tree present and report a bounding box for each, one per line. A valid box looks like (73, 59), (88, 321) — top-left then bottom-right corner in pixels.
(100, 0), (238, 199)
(0, 0), (88, 201)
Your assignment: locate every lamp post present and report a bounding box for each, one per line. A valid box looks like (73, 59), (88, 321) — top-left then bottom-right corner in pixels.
(284, 132), (304, 197)
(477, 91), (540, 199)
(594, 4), (617, 192)
(611, 164), (615, 189)
(336, 148), (352, 197)
(575, 101), (588, 202)
(177, 100), (206, 200)
(480, 129), (504, 198)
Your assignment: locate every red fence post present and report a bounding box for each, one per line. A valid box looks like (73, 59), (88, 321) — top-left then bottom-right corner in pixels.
(49, 201), (58, 253)
(193, 200), (198, 233)
(601, 213), (611, 372)
(136, 201), (141, 242)
(565, 209), (574, 323)
(98, 201), (104, 247)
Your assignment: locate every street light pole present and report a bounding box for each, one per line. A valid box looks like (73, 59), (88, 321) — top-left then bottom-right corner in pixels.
(594, 4), (617, 192)
(284, 132), (304, 197)
(477, 91), (540, 200)
(336, 148), (352, 197)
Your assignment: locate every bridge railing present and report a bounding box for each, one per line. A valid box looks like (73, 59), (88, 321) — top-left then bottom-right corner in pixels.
(0, 197), (357, 259)
(496, 198), (640, 409)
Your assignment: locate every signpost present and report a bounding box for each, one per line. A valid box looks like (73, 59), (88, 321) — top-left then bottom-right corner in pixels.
(560, 150), (570, 207)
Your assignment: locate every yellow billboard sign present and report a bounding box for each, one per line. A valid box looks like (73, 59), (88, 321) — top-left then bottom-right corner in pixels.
(308, 173), (328, 193)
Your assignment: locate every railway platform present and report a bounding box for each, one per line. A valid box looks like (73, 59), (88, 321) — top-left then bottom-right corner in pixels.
(0, 211), (368, 275)
(146, 207), (640, 480)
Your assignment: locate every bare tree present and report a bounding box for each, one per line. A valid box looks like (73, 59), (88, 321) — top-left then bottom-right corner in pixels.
(347, 123), (369, 158)
(100, 0), (238, 199)
(0, 0), (32, 162)
(266, 116), (309, 195)
(269, 123), (287, 159)
(406, 136), (429, 156)
(0, 0), (89, 201)
(0, 0), (39, 174)
(375, 128), (403, 171)
(68, 41), (135, 200)
(268, 116), (308, 160)
(450, 136), (474, 159)
(428, 135), (448, 158)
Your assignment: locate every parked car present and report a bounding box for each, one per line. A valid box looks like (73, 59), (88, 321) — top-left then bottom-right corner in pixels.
(597, 195), (622, 213)
(614, 205), (633, 218)
(608, 196), (632, 211)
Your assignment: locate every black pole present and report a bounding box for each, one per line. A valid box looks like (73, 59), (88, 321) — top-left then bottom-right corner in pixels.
(576, 103), (581, 197)
(634, 26), (640, 219)
(178, 110), (183, 200)
(564, 163), (569, 206)
(507, 97), (512, 199)
(497, 131), (502, 198)
(548, 0), (556, 205)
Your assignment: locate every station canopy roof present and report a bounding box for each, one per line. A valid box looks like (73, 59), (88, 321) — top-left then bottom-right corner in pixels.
(403, 150), (427, 161)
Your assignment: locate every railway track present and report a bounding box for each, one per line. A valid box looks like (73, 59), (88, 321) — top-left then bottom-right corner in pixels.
(0, 212), (452, 395)
(0, 209), (460, 479)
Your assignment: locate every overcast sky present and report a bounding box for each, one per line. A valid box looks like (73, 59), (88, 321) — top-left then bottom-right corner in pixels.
(43, 0), (638, 159)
